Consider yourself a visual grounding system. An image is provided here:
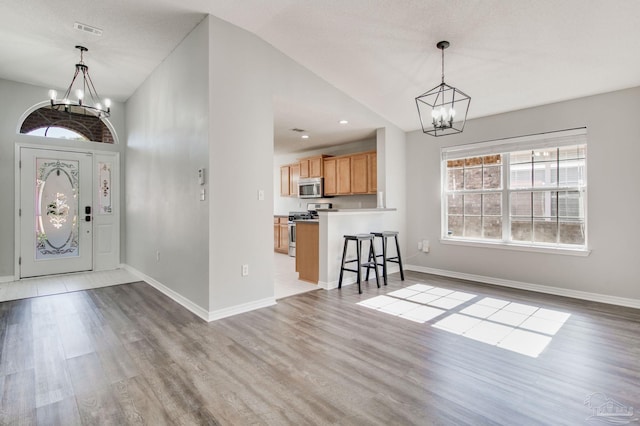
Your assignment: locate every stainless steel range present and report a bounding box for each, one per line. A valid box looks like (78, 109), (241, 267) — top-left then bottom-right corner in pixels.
(287, 203), (332, 257)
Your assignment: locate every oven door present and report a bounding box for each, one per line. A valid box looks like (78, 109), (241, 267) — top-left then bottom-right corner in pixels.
(288, 222), (296, 257)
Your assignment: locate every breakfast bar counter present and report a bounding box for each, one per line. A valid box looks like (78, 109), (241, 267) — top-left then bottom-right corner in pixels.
(315, 208), (399, 290)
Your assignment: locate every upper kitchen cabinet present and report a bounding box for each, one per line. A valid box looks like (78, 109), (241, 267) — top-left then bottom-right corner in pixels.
(290, 163), (300, 196)
(324, 150), (377, 196)
(350, 153), (368, 194)
(367, 151), (377, 193)
(280, 165), (290, 196)
(323, 157), (337, 195)
(299, 155), (328, 178)
(337, 156), (351, 195)
(280, 163), (300, 197)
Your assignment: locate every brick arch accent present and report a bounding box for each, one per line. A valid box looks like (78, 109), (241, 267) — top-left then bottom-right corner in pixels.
(20, 106), (114, 144)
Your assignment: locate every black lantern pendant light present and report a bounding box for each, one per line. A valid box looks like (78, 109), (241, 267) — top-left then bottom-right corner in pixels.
(415, 41), (470, 136)
(48, 45), (111, 118)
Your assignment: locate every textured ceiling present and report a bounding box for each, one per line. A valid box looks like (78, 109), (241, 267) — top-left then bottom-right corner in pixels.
(1, 0), (640, 153)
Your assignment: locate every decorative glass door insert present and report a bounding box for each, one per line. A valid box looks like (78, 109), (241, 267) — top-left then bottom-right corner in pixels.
(20, 148), (93, 278)
(35, 158), (80, 259)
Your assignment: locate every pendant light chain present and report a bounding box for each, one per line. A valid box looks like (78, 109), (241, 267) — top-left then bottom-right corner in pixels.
(441, 46), (445, 84)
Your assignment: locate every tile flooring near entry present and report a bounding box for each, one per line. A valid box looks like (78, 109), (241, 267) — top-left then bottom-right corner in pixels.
(1, 256), (318, 303)
(274, 252), (320, 299)
(0, 269), (138, 302)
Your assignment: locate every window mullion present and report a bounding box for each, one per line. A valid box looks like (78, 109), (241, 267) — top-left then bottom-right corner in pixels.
(503, 154), (510, 243)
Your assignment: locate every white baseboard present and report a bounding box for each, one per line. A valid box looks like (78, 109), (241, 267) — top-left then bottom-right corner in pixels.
(0, 275), (14, 283)
(123, 265), (210, 321)
(208, 297), (277, 322)
(406, 264), (640, 310)
(123, 265), (277, 322)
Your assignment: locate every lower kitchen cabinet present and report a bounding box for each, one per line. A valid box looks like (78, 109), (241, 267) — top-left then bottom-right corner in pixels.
(295, 221), (319, 283)
(274, 216), (289, 254)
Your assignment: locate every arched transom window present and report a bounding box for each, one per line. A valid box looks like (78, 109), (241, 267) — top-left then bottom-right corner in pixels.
(20, 105), (114, 143)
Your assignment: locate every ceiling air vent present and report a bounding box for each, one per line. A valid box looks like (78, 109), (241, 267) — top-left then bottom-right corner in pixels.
(74, 22), (103, 36)
(290, 128), (306, 133)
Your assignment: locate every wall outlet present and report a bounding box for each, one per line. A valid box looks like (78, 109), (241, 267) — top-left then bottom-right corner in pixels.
(422, 240), (430, 253)
(241, 264), (249, 276)
(258, 189), (265, 201)
(156, 250), (160, 262)
(417, 241), (423, 250)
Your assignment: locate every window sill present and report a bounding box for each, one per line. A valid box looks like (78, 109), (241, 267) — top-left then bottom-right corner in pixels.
(440, 238), (591, 257)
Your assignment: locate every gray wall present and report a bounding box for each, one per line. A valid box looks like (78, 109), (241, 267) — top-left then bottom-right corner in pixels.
(123, 14), (406, 315)
(406, 86), (640, 301)
(207, 16), (276, 311)
(0, 78), (126, 280)
(125, 18), (210, 307)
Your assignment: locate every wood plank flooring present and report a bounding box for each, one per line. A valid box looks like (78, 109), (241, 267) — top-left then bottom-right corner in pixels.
(1, 272), (639, 425)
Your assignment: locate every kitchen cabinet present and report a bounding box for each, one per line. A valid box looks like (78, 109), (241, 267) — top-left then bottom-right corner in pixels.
(323, 157), (337, 195)
(295, 221), (319, 283)
(367, 152), (377, 193)
(290, 163), (300, 196)
(351, 153), (368, 194)
(299, 155), (327, 178)
(274, 216), (289, 253)
(280, 166), (290, 197)
(323, 150), (377, 196)
(280, 163), (300, 197)
(337, 156), (351, 194)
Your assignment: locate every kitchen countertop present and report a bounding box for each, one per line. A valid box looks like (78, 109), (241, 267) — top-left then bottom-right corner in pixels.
(317, 208), (396, 213)
(294, 219), (319, 223)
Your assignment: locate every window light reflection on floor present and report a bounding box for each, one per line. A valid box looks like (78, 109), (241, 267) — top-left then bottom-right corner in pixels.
(357, 284), (571, 358)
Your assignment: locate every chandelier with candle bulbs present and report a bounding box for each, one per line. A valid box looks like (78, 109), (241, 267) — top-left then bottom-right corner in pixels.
(48, 45), (111, 118)
(415, 41), (470, 137)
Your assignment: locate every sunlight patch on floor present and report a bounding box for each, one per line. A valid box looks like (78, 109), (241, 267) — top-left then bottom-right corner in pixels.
(357, 285), (570, 358)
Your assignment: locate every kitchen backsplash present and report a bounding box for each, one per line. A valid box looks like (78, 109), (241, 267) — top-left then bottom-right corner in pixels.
(274, 194), (376, 215)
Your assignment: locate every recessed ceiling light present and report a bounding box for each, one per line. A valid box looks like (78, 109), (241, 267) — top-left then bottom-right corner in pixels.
(301, 135), (310, 139)
(339, 120), (349, 124)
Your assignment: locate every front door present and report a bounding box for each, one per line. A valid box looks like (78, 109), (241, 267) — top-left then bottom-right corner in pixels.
(19, 148), (93, 278)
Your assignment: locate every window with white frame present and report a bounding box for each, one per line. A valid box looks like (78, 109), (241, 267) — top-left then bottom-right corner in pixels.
(442, 129), (587, 251)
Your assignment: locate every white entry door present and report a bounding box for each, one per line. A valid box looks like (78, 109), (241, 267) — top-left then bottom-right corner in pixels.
(20, 148), (93, 278)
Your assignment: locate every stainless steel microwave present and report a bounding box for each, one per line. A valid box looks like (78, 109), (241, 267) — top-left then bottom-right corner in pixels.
(298, 177), (325, 198)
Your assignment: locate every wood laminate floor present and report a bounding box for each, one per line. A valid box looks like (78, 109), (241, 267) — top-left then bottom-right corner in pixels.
(1, 272), (638, 425)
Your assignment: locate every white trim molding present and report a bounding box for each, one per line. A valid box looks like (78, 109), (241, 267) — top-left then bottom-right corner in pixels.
(124, 265), (210, 321)
(0, 276), (14, 283)
(123, 264), (277, 322)
(208, 297), (277, 322)
(406, 264), (640, 310)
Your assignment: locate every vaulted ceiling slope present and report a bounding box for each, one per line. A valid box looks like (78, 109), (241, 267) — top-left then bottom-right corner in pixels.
(1, 0), (639, 136)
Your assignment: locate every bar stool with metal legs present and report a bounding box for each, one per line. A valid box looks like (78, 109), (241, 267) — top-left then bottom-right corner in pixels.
(366, 231), (405, 285)
(338, 234), (380, 294)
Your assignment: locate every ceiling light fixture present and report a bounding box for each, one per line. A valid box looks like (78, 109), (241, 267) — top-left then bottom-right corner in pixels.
(301, 135), (310, 139)
(415, 41), (470, 137)
(48, 45), (111, 118)
(339, 120), (349, 124)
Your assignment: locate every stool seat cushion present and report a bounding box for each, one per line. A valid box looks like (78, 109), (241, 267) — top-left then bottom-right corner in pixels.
(371, 231), (399, 237)
(343, 234), (374, 240)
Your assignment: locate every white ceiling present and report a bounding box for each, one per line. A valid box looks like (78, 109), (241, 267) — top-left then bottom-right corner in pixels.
(2, 0), (640, 153)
